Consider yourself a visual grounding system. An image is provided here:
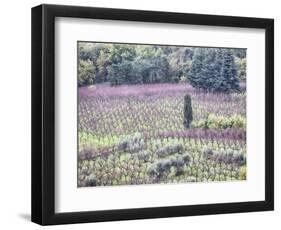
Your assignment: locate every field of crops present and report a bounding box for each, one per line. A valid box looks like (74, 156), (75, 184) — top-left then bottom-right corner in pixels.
(78, 83), (246, 187)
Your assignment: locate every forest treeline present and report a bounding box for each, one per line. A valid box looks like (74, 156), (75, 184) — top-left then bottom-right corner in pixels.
(78, 42), (246, 92)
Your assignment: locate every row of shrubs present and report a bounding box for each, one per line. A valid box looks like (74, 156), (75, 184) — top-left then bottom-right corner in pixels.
(147, 147), (245, 181)
(155, 143), (184, 157)
(78, 145), (246, 186)
(147, 153), (190, 178)
(79, 137), (184, 160)
(116, 133), (144, 152)
(192, 114), (246, 129)
(202, 147), (246, 166)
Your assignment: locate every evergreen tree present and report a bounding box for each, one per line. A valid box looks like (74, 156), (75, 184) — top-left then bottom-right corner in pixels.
(221, 49), (240, 92)
(189, 48), (240, 92)
(189, 48), (206, 89)
(213, 49), (224, 92)
(183, 94), (193, 128)
(200, 49), (217, 91)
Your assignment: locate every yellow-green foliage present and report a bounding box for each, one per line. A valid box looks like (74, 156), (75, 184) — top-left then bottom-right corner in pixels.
(79, 132), (120, 148)
(239, 165), (247, 180)
(78, 60), (94, 86)
(235, 57), (247, 80)
(192, 114), (246, 129)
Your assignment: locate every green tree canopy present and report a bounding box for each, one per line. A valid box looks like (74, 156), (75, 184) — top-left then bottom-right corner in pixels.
(77, 42), (245, 89)
(188, 48), (240, 92)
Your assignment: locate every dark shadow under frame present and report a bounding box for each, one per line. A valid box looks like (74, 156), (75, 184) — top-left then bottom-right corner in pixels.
(31, 4), (274, 225)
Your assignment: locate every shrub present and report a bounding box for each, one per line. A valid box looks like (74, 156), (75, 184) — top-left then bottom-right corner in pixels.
(147, 153), (190, 178)
(204, 148), (245, 166)
(79, 147), (98, 160)
(155, 143), (184, 157)
(147, 159), (171, 178)
(117, 133), (144, 152)
(136, 150), (150, 162)
(202, 147), (213, 159)
(84, 175), (97, 186)
(169, 155), (185, 167)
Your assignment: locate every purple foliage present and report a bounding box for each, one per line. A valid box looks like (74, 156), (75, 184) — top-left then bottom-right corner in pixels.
(79, 83), (194, 98)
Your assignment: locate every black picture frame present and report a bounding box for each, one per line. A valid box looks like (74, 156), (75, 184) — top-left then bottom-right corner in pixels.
(31, 4), (274, 225)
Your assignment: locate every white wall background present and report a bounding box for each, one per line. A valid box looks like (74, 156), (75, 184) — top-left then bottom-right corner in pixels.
(0, 0), (278, 228)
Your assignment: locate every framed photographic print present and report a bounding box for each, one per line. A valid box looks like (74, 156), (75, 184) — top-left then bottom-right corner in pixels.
(31, 4), (274, 225)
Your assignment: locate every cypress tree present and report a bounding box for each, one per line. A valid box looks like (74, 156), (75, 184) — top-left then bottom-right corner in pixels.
(183, 94), (193, 128)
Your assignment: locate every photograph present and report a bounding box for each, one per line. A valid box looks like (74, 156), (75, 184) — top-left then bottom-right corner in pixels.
(30, 3), (274, 225)
(77, 42), (247, 187)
